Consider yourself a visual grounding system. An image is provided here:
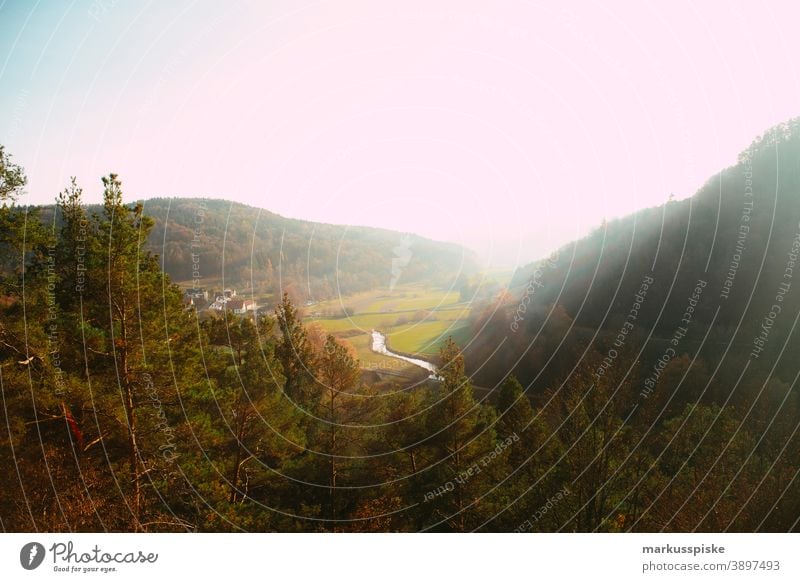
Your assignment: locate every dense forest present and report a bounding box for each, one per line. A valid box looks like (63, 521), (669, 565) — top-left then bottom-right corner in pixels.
(37, 197), (476, 301)
(1, 118), (799, 532)
(463, 119), (800, 530)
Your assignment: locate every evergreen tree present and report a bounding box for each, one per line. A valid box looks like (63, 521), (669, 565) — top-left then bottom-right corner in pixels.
(419, 338), (498, 531)
(316, 334), (361, 525)
(274, 292), (317, 407)
(0, 145), (26, 203)
(80, 174), (197, 530)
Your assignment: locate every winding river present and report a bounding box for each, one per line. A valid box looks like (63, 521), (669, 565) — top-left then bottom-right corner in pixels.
(370, 330), (440, 380)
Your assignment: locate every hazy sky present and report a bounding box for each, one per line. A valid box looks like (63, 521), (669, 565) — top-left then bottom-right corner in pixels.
(2, 0), (799, 268)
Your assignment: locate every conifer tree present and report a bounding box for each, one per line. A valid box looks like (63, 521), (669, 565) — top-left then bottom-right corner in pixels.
(420, 338), (497, 531)
(274, 292), (317, 407)
(316, 334), (361, 524)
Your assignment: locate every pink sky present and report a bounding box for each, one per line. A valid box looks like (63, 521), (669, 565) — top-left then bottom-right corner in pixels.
(2, 0), (799, 267)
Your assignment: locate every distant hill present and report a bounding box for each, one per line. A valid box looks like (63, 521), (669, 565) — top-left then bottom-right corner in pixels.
(467, 118), (800, 403)
(39, 198), (478, 300)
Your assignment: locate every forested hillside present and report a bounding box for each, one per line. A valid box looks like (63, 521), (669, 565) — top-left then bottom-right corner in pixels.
(460, 119), (800, 531)
(1, 120), (798, 532)
(38, 197), (476, 300)
(467, 118), (800, 391)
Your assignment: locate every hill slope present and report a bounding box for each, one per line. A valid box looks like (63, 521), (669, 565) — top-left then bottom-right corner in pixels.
(41, 198), (477, 300)
(467, 118), (800, 404)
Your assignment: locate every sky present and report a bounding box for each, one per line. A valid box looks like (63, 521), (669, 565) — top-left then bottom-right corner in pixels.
(1, 0), (799, 269)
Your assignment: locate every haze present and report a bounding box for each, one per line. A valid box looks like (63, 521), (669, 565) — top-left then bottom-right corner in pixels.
(2, 0), (799, 268)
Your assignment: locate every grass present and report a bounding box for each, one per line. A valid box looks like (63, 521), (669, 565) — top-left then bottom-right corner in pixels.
(181, 280), (473, 373)
(344, 333), (417, 375)
(362, 289), (461, 314)
(307, 283), (472, 368)
(387, 319), (469, 356)
(311, 284), (461, 314)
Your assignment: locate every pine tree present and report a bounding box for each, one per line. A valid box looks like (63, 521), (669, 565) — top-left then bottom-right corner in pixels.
(81, 174), (195, 530)
(0, 145), (26, 203)
(316, 334), (361, 524)
(274, 292), (317, 407)
(488, 375), (557, 531)
(210, 314), (305, 506)
(496, 375), (533, 445)
(420, 338), (498, 531)
(54, 177), (88, 314)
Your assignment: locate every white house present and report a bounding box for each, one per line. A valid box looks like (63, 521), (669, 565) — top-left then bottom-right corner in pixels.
(228, 299), (256, 315)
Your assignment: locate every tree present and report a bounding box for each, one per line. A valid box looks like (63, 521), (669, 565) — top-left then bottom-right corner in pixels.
(546, 358), (639, 532)
(316, 334), (361, 524)
(0, 145), (41, 289)
(0, 145), (26, 203)
(645, 403), (761, 532)
(81, 174), (195, 530)
(0, 156), (115, 531)
(496, 376), (533, 446)
(420, 338), (498, 531)
(206, 314), (305, 506)
(54, 177), (89, 313)
(274, 293), (317, 407)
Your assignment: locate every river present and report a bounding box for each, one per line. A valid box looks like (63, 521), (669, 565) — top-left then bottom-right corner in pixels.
(370, 330), (440, 380)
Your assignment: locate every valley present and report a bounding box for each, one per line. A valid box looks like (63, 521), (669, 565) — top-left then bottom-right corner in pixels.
(303, 283), (470, 378)
(2, 118), (800, 533)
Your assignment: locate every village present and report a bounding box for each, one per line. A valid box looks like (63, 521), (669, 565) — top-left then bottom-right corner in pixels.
(182, 286), (259, 316)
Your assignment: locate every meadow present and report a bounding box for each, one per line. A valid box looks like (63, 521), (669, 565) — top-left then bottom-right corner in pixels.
(306, 283), (472, 374)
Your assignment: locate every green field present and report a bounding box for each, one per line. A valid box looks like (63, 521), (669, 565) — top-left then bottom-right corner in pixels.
(306, 283), (471, 371)
(178, 280), (473, 375)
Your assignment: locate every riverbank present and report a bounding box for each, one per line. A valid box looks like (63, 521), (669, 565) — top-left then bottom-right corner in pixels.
(371, 330), (441, 380)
